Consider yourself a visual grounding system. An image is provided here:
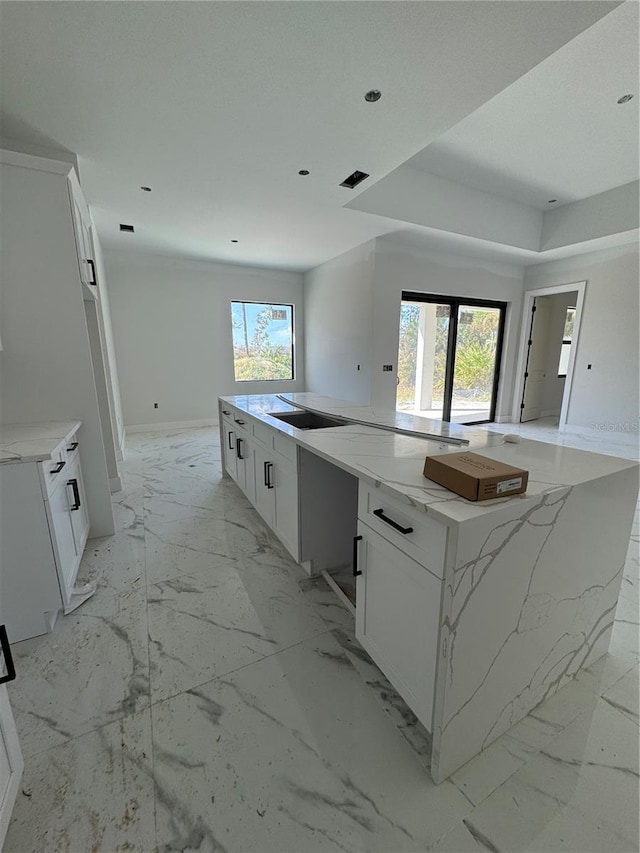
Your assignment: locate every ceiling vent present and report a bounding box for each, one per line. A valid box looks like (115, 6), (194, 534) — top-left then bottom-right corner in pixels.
(119, 223), (135, 233)
(340, 170), (370, 189)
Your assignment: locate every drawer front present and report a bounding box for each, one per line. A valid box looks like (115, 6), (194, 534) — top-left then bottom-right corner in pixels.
(358, 485), (447, 578)
(272, 431), (297, 465)
(230, 408), (249, 435)
(251, 419), (275, 450)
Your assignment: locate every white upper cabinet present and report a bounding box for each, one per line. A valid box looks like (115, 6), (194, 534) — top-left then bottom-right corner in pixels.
(68, 171), (97, 292)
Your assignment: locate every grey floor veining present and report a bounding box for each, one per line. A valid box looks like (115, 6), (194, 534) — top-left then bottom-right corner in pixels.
(5, 425), (638, 853)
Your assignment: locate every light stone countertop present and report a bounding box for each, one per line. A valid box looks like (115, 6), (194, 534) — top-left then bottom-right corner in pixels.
(220, 393), (639, 525)
(0, 421), (82, 464)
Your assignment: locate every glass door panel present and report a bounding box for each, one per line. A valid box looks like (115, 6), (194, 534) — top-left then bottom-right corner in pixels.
(397, 302), (451, 418)
(450, 305), (502, 424)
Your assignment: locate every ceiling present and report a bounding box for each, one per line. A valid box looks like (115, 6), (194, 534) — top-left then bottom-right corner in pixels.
(408, 1), (639, 210)
(0, 1), (636, 272)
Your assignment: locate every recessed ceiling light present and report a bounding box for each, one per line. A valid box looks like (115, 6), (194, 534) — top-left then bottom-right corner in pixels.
(140, 186), (152, 192)
(548, 199), (557, 204)
(298, 169), (310, 176)
(364, 89), (382, 103)
(617, 94), (634, 104)
(231, 239), (238, 243)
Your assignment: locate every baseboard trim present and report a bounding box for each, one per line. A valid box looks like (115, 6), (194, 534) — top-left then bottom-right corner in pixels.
(125, 418), (218, 433)
(109, 476), (123, 493)
(540, 409), (561, 418)
(493, 415), (512, 424)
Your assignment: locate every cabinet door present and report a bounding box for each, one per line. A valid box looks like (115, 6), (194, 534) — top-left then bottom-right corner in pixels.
(234, 435), (253, 500)
(67, 458), (90, 557)
(223, 425), (237, 479)
(272, 453), (299, 560)
(355, 522), (442, 732)
(68, 174), (95, 288)
(253, 444), (275, 527)
(0, 631), (24, 849)
(48, 475), (78, 592)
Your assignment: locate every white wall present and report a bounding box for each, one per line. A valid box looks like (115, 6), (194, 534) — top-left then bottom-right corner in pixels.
(370, 239), (526, 416)
(105, 251), (305, 427)
(524, 244), (639, 432)
(304, 241), (375, 404)
(539, 291), (578, 416)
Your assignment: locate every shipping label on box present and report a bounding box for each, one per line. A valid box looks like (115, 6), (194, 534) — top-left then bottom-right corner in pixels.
(423, 451), (528, 502)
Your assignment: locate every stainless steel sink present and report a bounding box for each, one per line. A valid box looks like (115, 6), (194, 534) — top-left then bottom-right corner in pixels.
(268, 411), (349, 430)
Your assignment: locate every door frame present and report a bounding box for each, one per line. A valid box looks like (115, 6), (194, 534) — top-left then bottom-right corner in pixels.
(401, 292), (507, 424)
(512, 281), (586, 430)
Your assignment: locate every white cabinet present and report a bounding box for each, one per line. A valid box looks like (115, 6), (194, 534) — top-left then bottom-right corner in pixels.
(0, 428), (94, 642)
(0, 628), (23, 851)
(271, 449), (299, 559)
(68, 171), (97, 292)
(355, 522), (442, 732)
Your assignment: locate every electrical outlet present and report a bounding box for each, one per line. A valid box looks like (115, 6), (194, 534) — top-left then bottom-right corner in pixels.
(154, 402), (159, 409)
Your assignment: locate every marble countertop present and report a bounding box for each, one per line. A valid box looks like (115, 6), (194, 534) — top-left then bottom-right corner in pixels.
(221, 394), (639, 525)
(0, 421), (82, 464)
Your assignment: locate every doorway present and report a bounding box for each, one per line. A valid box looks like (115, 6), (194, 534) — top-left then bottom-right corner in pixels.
(513, 282), (586, 429)
(396, 293), (506, 424)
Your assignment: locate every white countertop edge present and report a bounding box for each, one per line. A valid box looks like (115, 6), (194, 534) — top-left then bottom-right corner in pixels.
(0, 421), (83, 464)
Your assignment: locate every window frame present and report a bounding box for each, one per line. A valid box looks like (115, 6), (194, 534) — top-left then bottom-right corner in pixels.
(230, 300), (295, 383)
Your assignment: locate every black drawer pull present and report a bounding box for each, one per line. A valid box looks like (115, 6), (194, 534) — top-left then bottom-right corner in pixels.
(51, 460), (66, 474)
(87, 258), (97, 285)
(222, 410), (231, 415)
(236, 437), (244, 460)
(67, 442), (79, 452)
(373, 508), (413, 535)
(353, 535), (363, 577)
(0, 625), (16, 685)
(234, 419), (245, 426)
(266, 461), (274, 489)
(228, 430), (234, 450)
(67, 478), (81, 511)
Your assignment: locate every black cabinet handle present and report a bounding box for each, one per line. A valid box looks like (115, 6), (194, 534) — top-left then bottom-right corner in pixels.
(234, 418), (245, 426)
(222, 410), (231, 416)
(236, 437), (244, 460)
(266, 462), (274, 489)
(263, 460), (270, 487)
(228, 430), (234, 450)
(373, 508), (413, 535)
(51, 460), (66, 474)
(67, 478), (81, 511)
(87, 259), (97, 285)
(0, 625), (16, 685)
(353, 535), (363, 577)
(67, 442), (79, 452)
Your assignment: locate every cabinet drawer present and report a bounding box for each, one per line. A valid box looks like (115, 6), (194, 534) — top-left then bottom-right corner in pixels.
(230, 409), (249, 435)
(251, 419), (274, 450)
(273, 431), (297, 465)
(358, 484), (447, 578)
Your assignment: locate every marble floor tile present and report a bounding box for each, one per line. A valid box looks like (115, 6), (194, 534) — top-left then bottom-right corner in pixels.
(151, 632), (471, 853)
(76, 530), (146, 597)
(9, 588), (150, 757)
(3, 709), (155, 853)
(601, 665), (639, 723)
(147, 561), (329, 703)
(450, 738), (525, 806)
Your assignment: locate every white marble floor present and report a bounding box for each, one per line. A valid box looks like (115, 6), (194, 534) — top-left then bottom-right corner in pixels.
(5, 426), (638, 853)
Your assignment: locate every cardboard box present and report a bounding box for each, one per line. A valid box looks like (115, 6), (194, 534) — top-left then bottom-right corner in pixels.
(423, 451), (528, 502)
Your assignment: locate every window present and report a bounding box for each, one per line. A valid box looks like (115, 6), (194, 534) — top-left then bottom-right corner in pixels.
(557, 306), (576, 377)
(231, 301), (294, 381)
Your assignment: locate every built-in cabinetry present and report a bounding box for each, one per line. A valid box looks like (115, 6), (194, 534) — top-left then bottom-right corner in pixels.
(221, 405), (299, 560)
(355, 486), (445, 733)
(0, 627), (23, 851)
(0, 426), (93, 642)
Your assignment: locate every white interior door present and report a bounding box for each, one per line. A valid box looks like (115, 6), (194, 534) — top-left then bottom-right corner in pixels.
(521, 297), (552, 422)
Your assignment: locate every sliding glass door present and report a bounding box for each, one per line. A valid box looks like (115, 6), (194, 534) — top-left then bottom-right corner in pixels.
(397, 294), (506, 424)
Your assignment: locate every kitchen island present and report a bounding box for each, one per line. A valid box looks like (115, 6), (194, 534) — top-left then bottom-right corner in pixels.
(218, 393), (638, 783)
